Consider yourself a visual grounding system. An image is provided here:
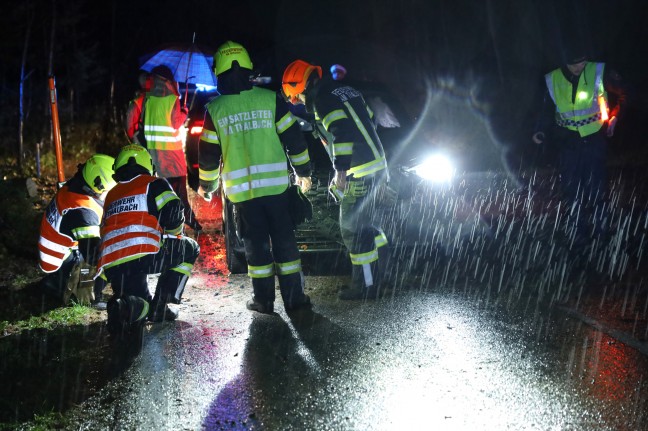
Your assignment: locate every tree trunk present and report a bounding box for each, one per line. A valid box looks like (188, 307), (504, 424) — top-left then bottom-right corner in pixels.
(109, 0), (116, 125)
(18, 11), (34, 172)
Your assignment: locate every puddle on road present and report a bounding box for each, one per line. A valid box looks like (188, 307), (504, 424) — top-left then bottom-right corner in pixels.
(0, 323), (134, 424)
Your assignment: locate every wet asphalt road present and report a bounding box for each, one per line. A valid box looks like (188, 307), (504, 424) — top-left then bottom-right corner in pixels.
(54, 270), (648, 431)
(5, 183), (648, 430)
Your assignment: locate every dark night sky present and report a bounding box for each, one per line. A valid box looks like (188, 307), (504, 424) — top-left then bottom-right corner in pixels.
(12, 0), (645, 96)
(1, 0), (647, 161)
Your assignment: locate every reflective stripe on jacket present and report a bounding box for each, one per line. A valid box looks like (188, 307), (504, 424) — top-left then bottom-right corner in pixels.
(97, 175), (162, 274)
(38, 185), (103, 273)
(202, 86), (295, 203)
(313, 81), (388, 179)
(143, 94), (187, 177)
(545, 62), (608, 137)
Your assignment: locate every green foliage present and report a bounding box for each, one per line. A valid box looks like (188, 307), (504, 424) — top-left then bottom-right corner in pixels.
(10, 274), (33, 289)
(0, 411), (68, 431)
(38, 152), (58, 178)
(28, 411), (68, 431)
(0, 303), (94, 334)
(0, 177), (41, 260)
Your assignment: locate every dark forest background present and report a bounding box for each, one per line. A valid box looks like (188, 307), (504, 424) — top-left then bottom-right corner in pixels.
(1, 0), (647, 177)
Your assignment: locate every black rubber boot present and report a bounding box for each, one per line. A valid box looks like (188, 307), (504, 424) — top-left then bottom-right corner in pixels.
(107, 296), (149, 335)
(247, 276), (275, 314)
(278, 272), (311, 312)
(246, 297), (275, 314)
(285, 294), (312, 313)
(106, 297), (127, 336)
(107, 296), (149, 358)
(155, 271), (189, 305)
(148, 296), (179, 322)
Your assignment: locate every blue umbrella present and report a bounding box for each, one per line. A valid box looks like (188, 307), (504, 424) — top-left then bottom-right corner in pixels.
(139, 43), (217, 87)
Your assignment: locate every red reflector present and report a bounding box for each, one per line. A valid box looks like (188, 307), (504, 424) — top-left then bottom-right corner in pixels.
(598, 96), (609, 122)
(190, 126), (203, 135)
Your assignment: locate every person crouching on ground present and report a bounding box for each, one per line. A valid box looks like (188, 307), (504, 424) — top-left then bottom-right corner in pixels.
(39, 154), (116, 307)
(96, 144), (199, 336)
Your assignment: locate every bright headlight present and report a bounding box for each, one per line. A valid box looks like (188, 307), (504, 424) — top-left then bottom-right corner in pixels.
(411, 154), (455, 182)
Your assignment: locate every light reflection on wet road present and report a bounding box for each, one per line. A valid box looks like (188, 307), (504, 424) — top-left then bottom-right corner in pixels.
(59, 273), (648, 430)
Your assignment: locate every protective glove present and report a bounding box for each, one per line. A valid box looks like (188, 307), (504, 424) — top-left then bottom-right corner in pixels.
(328, 181), (344, 204)
(328, 170), (347, 204)
(197, 185), (212, 202)
(295, 176), (312, 193)
(607, 116), (617, 137)
(334, 170), (347, 191)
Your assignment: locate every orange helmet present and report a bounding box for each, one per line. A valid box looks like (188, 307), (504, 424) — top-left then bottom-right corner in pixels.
(281, 60), (322, 104)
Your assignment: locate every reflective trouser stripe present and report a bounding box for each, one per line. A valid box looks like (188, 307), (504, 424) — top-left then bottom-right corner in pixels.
(135, 302), (150, 322)
(276, 259), (302, 275)
(170, 262), (194, 277)
(248, 263), (275, 278)
(350, 248), (379, 265)
(375, 230), (388, 248)
(362, 263), (374, 287)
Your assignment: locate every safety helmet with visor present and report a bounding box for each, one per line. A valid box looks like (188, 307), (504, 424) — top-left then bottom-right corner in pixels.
(82, 154), (117, 194)
(213, 41), (253, 76)
(282, 60), (322, 104)
(113, 144), (154, 175)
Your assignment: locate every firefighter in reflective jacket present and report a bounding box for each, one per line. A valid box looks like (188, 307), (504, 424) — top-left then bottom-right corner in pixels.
(282, 60), (392, 300)
(39, 154), (116, 306)
(198, 41), (312, 314)
(97, 144), (199, 330)
(532, 45), (627, 238)
(123, 70), (152, 143)
(124, 65), (202, 232)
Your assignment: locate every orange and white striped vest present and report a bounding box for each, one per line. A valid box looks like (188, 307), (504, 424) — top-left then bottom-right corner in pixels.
(97, 175), (162, 275)
(38, 185), (103, 273)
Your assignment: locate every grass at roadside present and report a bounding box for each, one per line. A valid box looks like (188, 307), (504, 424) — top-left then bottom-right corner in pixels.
(0, 302), (99, 335)
(0, 412), (67, 431)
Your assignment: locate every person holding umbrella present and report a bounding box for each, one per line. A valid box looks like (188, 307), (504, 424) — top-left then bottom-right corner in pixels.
(124, 65), (203, 232)
(124, 69), (152, 144)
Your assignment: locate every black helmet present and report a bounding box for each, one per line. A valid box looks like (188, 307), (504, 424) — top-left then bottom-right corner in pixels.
(151, 65), (175, 82)
(563, 39), (589, 65)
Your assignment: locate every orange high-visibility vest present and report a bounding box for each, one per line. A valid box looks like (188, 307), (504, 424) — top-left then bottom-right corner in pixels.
(97, 175), (162, 275)
(38, 185), (103, 273)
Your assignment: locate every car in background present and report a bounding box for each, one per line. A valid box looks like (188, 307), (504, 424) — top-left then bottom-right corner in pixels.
(188, 78), (516, 276)
(220, 139), (349, 275)
(216, 83), (416, 275)
(183, 84), (219, 192)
